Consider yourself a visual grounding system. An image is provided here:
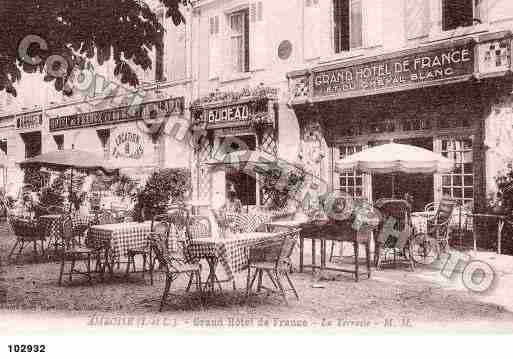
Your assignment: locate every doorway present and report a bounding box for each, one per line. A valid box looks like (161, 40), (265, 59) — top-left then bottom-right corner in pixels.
(20, 131), (42, 159)
(372, 137), (434, 211)
(224, 134), (257, 206)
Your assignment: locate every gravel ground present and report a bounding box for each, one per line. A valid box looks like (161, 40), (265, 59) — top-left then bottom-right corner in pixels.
(2, 222), (513, 333)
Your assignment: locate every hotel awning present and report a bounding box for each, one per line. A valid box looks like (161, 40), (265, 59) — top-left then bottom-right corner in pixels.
(206, 150), (302, 174)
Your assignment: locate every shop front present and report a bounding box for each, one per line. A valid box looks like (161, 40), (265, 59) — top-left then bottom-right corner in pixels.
(189, 87), (280, 210)
(16, 111), (43, 160)
(47, 96), (185, 180)
(288, 31), (513, 213)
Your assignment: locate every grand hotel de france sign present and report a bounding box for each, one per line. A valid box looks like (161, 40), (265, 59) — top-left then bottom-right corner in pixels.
(312, 42), (475, 99)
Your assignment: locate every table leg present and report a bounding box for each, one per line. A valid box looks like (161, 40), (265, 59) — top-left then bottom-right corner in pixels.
(354, 240), (359, 282)
(299, 234), (304, 273)
(104, 248), (114, 278)
(204, 257), (221, 292)
(473, 227), (477, 252)
(365, 241), (371, 279)
(498, 219), (505, 255)
(320, 238), (326, 270)
(311, 238), (316, 272)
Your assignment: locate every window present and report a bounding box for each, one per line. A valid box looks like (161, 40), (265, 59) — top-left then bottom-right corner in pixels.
(229, 9), (250, 73)
(53, 135), (64, 150)
(0, 138), (7, 155)
(442, 0), (483, 31)
(21, 132), (42, 159)
(441, 138), (473, 205)
(333, 0), (362, 53)
(97, 129), (110, 159)
(225, 135), (257, 206)
(339, 145), (364, 198)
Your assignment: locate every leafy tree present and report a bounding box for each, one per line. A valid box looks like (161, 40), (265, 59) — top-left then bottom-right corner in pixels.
(0, 0), (189, 96)
(133, 167), (191, 220)
(257, 165), (305, 210)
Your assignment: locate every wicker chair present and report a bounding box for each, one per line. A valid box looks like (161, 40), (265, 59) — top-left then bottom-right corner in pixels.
(224, 212), (270, 233)
(426, 198), (457, 252)
(47, 206), (65, 215)
(58, 214), (103, 285)
(374, 199), (414, 271)
(189, 215), (212, 239)
(125, 214), (169, 285)
(148, 208), (203, 311)
(95, 210), (117, 225)
(424, 202), (439, 213)
(7, 214), (44, 263)
(246, 229), (300, 305)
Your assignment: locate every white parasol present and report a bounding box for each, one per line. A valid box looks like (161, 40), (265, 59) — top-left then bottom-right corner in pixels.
(336, 142), (454, 197)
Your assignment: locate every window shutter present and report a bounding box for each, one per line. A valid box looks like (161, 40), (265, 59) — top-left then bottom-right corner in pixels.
(209, 15), (221, 79)
(319, 0), (334, 57)
(363, 0), (383, 47)
(304, 0), (321, 60)
(406, 0), (430, 39)
(250, 1), (268, 71)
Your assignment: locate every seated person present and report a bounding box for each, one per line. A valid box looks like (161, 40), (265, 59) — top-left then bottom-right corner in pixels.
(226, 184), (243, 213)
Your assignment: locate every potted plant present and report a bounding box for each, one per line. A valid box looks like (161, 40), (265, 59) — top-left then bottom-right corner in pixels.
(133, 168), (191, 221)
(257, 164), (305, 213)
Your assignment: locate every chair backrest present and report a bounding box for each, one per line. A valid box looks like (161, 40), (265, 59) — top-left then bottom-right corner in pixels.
(96, 210), (116, 225)
(47, 206), (65, 215)
(189, 215), (212, 238)
(149, 233), (178, 274)
(249, 229), (299, 267)
(375, 199), (412, 231)
(151, 214), (172, 248)
(224, 212), (270, 233)
(6, 212), (16, 232)
(434, 198), (456, 225)
(424, 202), (439, 213)
(60, 214), (74, 248)
(166, 207), (193, 259)
(278, 229), (300, 263)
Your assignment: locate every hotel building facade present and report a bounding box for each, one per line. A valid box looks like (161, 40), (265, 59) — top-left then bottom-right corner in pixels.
(1, 0), (513, 215)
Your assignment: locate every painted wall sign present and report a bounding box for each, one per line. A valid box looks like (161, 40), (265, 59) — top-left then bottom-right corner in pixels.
(16, 112), (43, 131)
(278, 40), (293, 60)
(111, 130), (144, 161)
(313, 44), (474, 98)
(49, 97), (184, 132)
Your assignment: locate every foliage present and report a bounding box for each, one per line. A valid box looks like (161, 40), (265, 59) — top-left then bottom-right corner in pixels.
(39, 186), (64, 209)
(111, 174), (140, 198)
(494, 163), (513, 215)
(133, 168), (191, 220)
(0, 0), (189, 96)
(90, 173), (113, 192)
(23, 168), (48, 193)
(257, 165), (306, 210)
(190, 85), (279, 108)
(37, 170), (87, 210)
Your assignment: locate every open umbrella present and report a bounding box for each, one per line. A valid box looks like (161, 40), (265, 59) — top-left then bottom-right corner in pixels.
(18, 149), (117, 211)
(336, 142), (454, 198)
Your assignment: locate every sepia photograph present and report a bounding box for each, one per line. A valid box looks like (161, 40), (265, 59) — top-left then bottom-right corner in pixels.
(2, 0), (513, 356)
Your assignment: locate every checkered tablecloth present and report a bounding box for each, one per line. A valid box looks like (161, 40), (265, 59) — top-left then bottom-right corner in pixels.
(71, 213), (96, 228)
(38, 215), (62, 241)
(86, 221), (153, 258)
(188, 232), (284, 280)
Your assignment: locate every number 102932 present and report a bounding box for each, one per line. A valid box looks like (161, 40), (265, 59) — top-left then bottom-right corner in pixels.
(8, 344), (46, 353)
